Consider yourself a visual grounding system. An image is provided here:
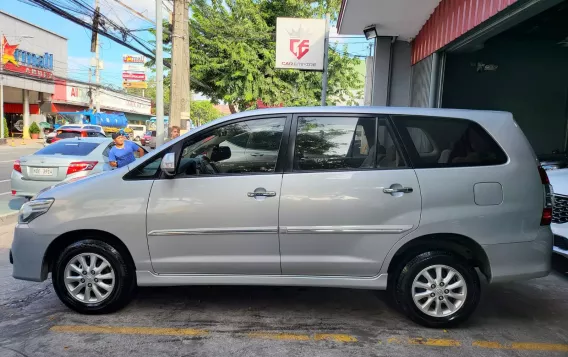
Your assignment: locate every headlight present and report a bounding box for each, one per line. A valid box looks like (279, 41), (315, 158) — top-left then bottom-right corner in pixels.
(19, 198), (54, 224)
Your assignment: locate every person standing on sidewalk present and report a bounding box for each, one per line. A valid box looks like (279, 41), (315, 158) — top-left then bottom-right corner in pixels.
(109, 132), (145, 168)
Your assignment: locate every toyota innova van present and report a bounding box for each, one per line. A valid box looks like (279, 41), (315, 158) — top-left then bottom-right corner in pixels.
(10, 107), (552, 327)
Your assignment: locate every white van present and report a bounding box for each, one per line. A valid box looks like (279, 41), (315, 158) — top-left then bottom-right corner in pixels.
(127, 124), (147, 141)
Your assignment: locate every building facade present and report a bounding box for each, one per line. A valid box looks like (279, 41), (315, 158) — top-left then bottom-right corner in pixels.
(338, 0), (568, 155)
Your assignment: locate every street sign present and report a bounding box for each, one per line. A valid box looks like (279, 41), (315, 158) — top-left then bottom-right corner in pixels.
(123, 81), (148, 89)
(122, 54), (145, 63)
(122, 72), (146, 81)
(122, 63), (145, 72)
(275, 18), (326, 71)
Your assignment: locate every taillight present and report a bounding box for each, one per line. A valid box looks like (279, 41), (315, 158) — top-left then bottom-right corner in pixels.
(67, 161), (98, 175)
(11, 190), (16, 195)
(14, 160), (21, 173)
(538, 166), (550, 184)
(539, 166), (553, 226)
(51, 137), (61, 143)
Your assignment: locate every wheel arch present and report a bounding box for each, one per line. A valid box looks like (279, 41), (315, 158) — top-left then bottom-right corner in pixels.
(42, 229), (137, 281)
(386, 233), (492, 282)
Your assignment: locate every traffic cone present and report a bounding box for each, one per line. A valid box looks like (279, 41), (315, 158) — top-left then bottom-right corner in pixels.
(10, 134), (15, 147)
(21, 135), (25, 145)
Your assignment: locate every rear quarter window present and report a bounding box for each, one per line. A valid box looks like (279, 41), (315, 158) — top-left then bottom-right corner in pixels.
(392, 115), (507, 168)
(35, 142), (100, 156)
(57, 131), (81, 139)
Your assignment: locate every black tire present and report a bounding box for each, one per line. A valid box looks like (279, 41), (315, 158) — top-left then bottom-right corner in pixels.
(393, 251), (480, 328)
(53, 239), (135, 314)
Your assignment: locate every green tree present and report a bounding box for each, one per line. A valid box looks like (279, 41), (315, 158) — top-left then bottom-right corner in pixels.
(191, 100), (223, 126)
(2, 118), (8, 138)
(190, 0), (363, 112)
(145, 77), (171, 115)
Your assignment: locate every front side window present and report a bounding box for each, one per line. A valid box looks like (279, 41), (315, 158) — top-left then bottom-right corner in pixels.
(393, 115), (507, 168)
(293, 116), (404, 171)
(176, 117), (285, 177)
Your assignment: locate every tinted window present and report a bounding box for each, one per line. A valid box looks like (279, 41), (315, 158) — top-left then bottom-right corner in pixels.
(35, 141), (99, 156)
(56, 131), (81, 139)
(125, 152), (166, 179)
(393, 115), (507, 168)
(293, 116), (403, 171)
(176, 117), (285, 176)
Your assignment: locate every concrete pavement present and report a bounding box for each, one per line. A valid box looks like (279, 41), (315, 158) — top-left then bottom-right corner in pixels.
(0, 223), (567, 356)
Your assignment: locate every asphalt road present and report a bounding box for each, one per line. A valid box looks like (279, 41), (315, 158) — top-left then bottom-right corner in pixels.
(0, 226), (567, 357)
(0, 147), (37, 216)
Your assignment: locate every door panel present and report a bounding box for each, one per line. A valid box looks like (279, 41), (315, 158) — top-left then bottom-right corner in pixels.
(279, 170), (421, 277)
(147, 175), (282, 274)
(278, 115), (421, 277)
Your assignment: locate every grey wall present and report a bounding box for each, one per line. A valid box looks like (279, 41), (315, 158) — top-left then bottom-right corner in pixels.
(371, 39), (411, 106)
(0, 11), (67, 94)
(443, 38), (568, 155)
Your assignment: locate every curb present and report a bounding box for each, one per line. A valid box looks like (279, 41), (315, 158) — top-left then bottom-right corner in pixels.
(0, 212), (18, 225)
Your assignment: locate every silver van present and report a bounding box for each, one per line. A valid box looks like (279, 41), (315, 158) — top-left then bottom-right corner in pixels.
(10, 107), (552, 327)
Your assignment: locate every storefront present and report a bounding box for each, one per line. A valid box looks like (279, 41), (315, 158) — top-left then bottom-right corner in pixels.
(338, 0), (567, 155)
(51, 80), (152, 126)
(1, 10), (67, 138)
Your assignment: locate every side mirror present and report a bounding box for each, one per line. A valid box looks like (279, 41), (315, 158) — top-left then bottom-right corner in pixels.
(160, 152), (176, 176)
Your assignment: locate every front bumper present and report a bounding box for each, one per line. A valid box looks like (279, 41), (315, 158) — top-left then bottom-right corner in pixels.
(11, 223), (57, 282)
(551, 223), (568, 258)
(484, 227), (552, 283)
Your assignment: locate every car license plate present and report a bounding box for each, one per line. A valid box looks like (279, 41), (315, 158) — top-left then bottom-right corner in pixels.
(32, 168), (54, 176)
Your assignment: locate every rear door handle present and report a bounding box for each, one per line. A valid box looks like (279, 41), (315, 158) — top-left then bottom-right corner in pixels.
(247, 191), (276, 197)
(383, 187), (413, 194)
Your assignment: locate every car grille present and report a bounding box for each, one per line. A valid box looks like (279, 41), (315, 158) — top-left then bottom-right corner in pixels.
(554, 235), (568, 251)
(552, 194), (568, 224)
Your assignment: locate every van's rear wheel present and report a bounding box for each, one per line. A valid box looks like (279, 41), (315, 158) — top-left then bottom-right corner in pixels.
(394, 251), (480, 328)
(52, 239), (135, 314)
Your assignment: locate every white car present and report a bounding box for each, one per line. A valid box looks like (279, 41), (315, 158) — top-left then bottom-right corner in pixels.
(547, 169), (568, 258)
(46, 125), (106, 144)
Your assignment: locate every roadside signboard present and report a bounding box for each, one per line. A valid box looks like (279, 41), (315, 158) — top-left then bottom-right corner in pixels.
(122, 54), (147, 89)
(275, 18), (326, 71)
(123, 81), (148, 89)
(122, 72), (146, 81)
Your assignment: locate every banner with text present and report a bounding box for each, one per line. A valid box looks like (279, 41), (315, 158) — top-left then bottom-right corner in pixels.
(275, 18), (325, 71)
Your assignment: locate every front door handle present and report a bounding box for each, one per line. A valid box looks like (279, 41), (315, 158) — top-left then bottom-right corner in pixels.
(247, 191), (276, 198)
(383, 187), (413, 194)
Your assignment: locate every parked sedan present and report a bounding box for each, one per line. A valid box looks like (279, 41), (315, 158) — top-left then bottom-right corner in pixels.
(11, 137), (146, 198)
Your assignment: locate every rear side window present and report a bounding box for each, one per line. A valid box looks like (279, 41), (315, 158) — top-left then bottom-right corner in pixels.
(56, 131), (81, 139)
(392, 115), (507, 168)
(293, 116), (405, 171)
(35, 142), (100, 156)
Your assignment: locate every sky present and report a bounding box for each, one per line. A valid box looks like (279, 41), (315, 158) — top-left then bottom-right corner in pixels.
(0, 0), (372, 91)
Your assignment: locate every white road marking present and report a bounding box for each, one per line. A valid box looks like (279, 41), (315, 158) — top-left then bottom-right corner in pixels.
(0, 179), (10, 183)
(0, 160), (16, 163)
(0, 192), (12, 196)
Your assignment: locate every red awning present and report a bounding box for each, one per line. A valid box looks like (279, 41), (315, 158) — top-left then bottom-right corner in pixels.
(51, 103), (87, 113)
(3, 103), (40, 114)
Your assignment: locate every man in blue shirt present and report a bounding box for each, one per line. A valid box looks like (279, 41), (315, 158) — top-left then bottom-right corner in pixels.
(109, 132), (145, 168)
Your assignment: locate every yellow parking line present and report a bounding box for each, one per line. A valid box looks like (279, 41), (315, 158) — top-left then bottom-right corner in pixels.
(50, 325), (209, 337)
(247, 332), (311, 341)
(511, 342), (568, 352)
(472, 340), (505, 349)
(408, 338), (461, 347)
(314, 334), (358, 342)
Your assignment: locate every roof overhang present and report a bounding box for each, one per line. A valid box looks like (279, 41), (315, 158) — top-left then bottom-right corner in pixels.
(337, 0), (442, 41)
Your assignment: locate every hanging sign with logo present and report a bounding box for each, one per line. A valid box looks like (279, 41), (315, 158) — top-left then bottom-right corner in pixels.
(122, 54), (145, 63)
(275, 18), (326, 71)
(1, 36), (54, 80)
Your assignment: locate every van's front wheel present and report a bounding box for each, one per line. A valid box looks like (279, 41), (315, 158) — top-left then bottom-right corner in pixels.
(52, 239), (135, 314)
(394, 251), (480, 328)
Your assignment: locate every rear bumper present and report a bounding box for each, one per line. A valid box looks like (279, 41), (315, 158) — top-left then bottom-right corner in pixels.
(11, 224), (57, 282)
(11, 171), (58, 197)
(484, 227), (552, 283)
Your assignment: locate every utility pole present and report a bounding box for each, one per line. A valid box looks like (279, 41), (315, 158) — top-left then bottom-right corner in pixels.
(170, 0), (190, 130)
(155, 0), (165, 147)
(91, 0), (101, 113)
(320, 13), (330, 106)
(88, 67), (93, 110)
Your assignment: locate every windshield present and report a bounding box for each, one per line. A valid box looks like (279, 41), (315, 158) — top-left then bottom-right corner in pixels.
(35, 141), (100, 156)
(56, 131), (82, 139)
